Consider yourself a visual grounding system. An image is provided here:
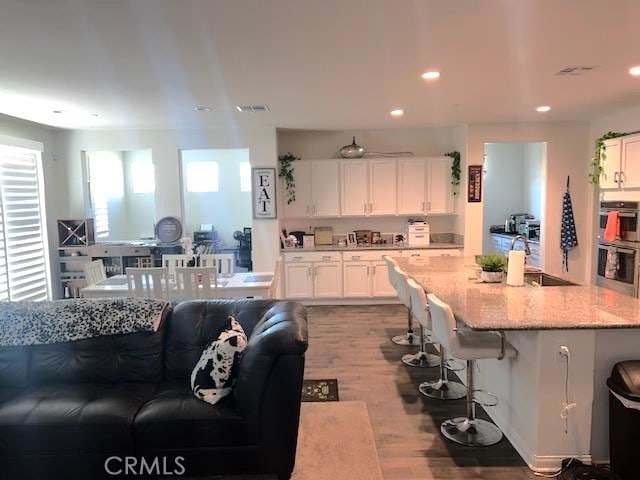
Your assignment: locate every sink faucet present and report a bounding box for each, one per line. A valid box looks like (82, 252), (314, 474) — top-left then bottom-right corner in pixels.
(510, 234), (531, 256)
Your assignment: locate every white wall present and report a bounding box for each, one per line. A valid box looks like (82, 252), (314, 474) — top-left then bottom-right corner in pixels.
(56, 126), (279, 271)
(122, 149), (156, 239)
(0, 113), (66, 298)
(482, 143), (526, 253)
(464, 122), (590, 282)
(523, 142), (545, 220)
(180, 148), (252, 246)
(277, 127), (462, 238)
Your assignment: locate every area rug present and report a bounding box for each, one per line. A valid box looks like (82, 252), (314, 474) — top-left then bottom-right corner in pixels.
(292, 401), (384, 480)
(301, 379), (339, 402)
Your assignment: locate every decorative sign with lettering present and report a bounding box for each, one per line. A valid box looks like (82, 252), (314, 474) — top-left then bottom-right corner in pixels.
(252, 168), (277, 218)
(468, 165), (483, 203)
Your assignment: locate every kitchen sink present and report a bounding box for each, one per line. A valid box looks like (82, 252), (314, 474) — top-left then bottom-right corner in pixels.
(523, 272), (580, 287)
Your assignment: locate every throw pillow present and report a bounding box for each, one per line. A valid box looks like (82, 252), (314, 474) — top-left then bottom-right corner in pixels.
(191, 316), (248, 405)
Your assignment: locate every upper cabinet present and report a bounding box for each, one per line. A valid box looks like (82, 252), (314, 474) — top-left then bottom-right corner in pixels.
(282, 160), (340, 217)
(340, 159), (397, 216)
(600, 134), (640, 189)
(281, 156), (454, 218)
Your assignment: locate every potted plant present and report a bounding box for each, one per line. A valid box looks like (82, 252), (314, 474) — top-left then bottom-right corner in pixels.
(477, 254), (507, 283)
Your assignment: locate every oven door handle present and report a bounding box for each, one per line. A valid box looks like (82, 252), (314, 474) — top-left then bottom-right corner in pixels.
(616, 247), (636, 255)
(599, 210), (638, 218)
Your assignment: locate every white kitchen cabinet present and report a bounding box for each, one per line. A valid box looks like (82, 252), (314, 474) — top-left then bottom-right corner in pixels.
(369, 159), (397, 215)
(527, 243), (542, 268)
(282, 161), (312, 218)
(600, 139), (622, 189)
(621, 135), (640, 189)
(427, 157), (454, 213)
(340, 160), (369, 216)
(284, 262), (313, 298)
(343, 261), (371, 297)
(310, 160), (340, 216)
(398, 158), (427, 214)
(401, 249), (462, 258)
(282, 160), (340, 218)
(371, 261), (396, 296)
(313, 261), (343, 298)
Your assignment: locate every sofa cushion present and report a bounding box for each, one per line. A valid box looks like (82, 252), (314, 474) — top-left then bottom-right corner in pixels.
(134, 383), (257, 449)
(0, 346), (29, 388)
(0, 383), (158, 455)
(165, 299), (275, 381)
(191, 316), (247, 405)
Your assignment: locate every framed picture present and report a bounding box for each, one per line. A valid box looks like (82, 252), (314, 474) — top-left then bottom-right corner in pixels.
(371, 231), (381, 244)
(347, 232), (357, 246)
(468, 165), (483, 203)
(252, 168), (277, 218)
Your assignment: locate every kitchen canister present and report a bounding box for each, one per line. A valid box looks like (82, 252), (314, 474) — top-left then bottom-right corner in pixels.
(506, 250), (525, 286)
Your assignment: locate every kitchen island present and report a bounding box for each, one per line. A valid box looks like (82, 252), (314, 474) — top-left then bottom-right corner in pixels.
(394, 255), (640, 471)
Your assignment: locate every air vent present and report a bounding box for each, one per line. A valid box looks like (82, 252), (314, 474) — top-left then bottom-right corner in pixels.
(554, 66), (597, 76)
(235, 105), (270, 112)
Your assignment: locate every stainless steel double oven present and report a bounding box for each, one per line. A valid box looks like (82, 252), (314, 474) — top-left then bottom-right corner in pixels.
(597, 201), (640, 296)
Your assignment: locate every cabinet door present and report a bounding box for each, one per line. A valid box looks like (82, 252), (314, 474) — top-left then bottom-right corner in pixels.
(371, 261), (395, 297)
(398, 158), (427, 214)
(313, 262), (343, 298)
(310, 160), (340, 217)
(343, 261), (371, 297)
(621, 136), (640, 189)
(340, 160), (369, 216)
(369, 159), (397, 215)
(427, 157), (454, 213)
(284, 262), (313, 298)
(601, 139), (622, 189)
(282, 161), (311, 218)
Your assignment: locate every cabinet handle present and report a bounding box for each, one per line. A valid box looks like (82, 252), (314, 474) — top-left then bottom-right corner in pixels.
(322, 256), (331, 261)
(369, 202), (373, 213)
(620, 171), (625, 185)
(307, 267), (311, 277)
(364, 203), (367, 213)
(422, 201), (425, 211)
(366, 265), (370, 275)
(428, 201), (431, 210)
(352, 255), (360, 260)
(293, 256), (302, 261)
(614, 172), (619, 184)
(414, 235), (424, 238)
(411, 253), (420, 257)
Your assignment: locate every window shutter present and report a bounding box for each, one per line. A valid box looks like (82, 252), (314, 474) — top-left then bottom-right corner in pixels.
(0, 145), (50, 301)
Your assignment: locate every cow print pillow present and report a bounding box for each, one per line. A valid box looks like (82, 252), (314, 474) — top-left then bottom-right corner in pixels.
(191, 316), (248, 405)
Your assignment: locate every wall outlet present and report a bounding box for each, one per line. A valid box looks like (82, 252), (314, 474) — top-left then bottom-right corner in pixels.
(559, 345), (571, 359)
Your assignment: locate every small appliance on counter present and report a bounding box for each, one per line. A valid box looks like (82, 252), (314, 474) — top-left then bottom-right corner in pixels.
(524, 219), (541, 240)
(408, 221), (430, 247)
(313, 227), (333, 245)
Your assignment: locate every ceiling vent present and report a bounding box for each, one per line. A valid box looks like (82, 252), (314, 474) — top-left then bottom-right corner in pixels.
(236, 105), (270, 112)
(554, 66), (597, 76)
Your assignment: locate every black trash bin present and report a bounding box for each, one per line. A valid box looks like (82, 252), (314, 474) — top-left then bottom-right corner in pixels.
(607, 360), (640, 480)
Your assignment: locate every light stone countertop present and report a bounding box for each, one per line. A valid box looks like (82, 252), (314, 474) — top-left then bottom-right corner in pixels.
(394, 256), (640, 331)
(281, 243), (462, 252)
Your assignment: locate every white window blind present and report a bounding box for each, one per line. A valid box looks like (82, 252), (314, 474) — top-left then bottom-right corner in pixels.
(0, 144), (50, 301)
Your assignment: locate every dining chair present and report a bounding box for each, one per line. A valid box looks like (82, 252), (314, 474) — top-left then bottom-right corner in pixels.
(83, 259), (107, 286)
(162, 254), (192, 280)
(126, 267), (170, 300)
(174, 267), (218, 300)
(200, 254), (235, 274)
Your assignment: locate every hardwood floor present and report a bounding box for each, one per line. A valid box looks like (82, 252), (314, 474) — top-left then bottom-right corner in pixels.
(304, 305), (538, 480)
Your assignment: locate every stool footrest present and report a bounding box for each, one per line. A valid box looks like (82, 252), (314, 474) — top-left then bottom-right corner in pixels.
(472, 389), (498, 407)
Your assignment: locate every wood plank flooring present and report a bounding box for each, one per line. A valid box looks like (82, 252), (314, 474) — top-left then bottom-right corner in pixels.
(304, 305), (538, 480)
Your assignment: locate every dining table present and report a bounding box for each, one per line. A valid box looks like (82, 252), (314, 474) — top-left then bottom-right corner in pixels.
(79, 272), (274, 299)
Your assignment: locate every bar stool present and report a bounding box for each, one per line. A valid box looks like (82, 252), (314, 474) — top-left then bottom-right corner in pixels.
(426, 292), (517, 447)
(384, 256), (418, 346)
(405, 278), (466, 400)
(394, 266), (438, 368)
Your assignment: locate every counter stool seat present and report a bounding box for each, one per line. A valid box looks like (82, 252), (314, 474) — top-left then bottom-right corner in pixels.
(384, 256), (419, 346)
(427, 292), (517, 447)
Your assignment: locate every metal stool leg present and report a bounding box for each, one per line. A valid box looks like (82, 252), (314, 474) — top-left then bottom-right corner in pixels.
(392, 307), (419, 346)
(440, 360), (503, 446)
(419, 345), (466, 400)
(401, 324), (439, 368)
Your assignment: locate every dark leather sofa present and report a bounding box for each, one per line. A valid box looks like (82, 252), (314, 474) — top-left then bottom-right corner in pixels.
(0, 299), (308, 480)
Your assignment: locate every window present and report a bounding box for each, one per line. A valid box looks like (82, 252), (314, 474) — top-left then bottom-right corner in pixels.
(131, 157), (155, 193)
(0, 141), (50, 301)
(186, 161), (219, 192)
(240, 162), (251, 192)
(87, 151), (124, 239)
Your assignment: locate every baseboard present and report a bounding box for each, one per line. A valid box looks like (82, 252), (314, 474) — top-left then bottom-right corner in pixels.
(292, 299), (402, 306)
(528, 454), (592, 473)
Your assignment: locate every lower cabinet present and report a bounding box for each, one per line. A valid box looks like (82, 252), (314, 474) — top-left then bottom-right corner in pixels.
(343, 251), (400, 298)
(283, 262), (314, 299)
(313, 261), (343, 298)
(401, 248), (462, 258)
(284, 252), (342, 299)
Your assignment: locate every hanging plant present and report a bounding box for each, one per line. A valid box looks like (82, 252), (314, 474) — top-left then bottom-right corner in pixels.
(445, 150), (461, 195)
(278, 152), (300, 204)
(589, 131), (626, 185)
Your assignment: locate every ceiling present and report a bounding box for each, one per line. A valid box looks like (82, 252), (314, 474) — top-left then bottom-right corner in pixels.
(1, 0), (639, 130)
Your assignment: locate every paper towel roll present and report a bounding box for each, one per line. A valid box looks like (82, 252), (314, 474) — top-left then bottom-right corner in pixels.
(507, 250), (525, 286)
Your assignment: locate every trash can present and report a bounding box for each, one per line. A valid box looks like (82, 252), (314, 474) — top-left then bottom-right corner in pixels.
(607, 360), (640, 480)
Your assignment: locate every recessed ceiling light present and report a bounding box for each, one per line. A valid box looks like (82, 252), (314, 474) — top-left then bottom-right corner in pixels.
(194, 106), (212, 112)
(421, 71), (440, 80)
(53, 110), (64, 114)
(536, 105), (551, 112)
(390, 109), (404, 117)
(629, 66), (640, 76)
(91, 113), (100, 117)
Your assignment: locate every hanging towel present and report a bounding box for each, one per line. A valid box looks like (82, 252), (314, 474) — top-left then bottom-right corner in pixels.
(604, 211), (620, 242)
(605, 249), (619, 279)
(560, 177), (578, 272)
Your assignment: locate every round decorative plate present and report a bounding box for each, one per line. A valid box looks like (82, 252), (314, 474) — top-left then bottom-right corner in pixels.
(155, 216), (183, 243)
